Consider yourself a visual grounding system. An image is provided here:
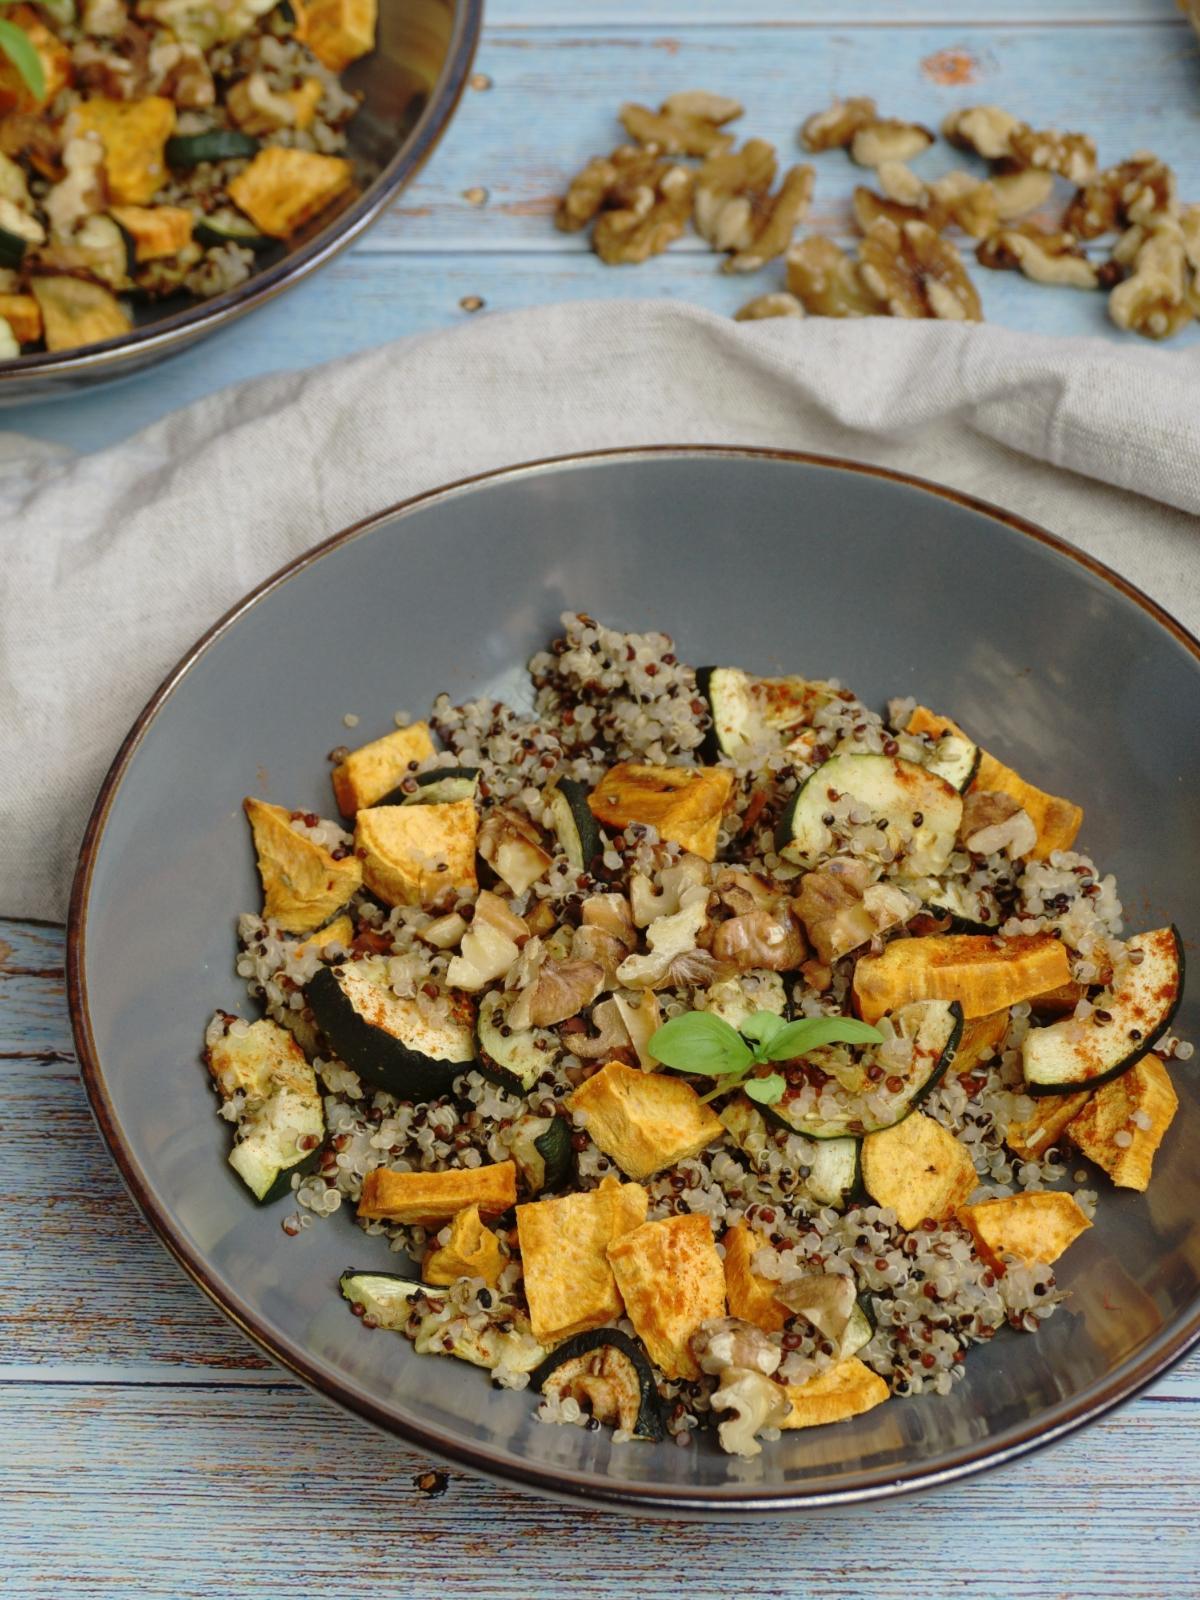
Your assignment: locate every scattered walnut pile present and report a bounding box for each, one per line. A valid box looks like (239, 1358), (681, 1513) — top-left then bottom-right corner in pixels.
(556, 89), (1200, 340)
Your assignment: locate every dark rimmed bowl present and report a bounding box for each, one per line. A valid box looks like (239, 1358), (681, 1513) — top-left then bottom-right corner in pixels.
(0, 0), (482, 404)
(68, 447), (1200, 1516)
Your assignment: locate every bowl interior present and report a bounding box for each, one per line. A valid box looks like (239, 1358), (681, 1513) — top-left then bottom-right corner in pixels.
(73, 451), (1200, 1511)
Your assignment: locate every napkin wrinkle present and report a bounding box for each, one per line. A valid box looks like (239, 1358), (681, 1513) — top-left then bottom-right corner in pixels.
(2, 297), (1198, 921)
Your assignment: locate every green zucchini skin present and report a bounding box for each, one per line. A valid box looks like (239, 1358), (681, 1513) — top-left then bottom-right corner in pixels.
(1024, 925), (1184, 1096)
(530, 1328), (665, 1441)
(695, 666), (726, 763)
(194, 216), (274, 252)
(476, 989), (556, 1094)
(533, 1116), (572, 1190)
(0, 227), (26, 271)
(306, 964), (474, 1101)
(339, 1269), (424, 1327)
(166, 131), (260, 167)
(547, 778), (602, 870)
(378, 767), (481, 808)
(251, 1144), (322, 1205)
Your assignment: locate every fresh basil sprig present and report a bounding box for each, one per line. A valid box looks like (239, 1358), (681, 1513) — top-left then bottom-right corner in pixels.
(0, 11), (46, 103)
(649, 1008), (884, 1106)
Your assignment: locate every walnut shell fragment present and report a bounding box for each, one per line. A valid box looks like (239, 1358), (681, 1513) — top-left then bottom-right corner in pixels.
(858, 217), (982, 320)
(734, 291), (805, 321)
(799, 96), (877, 153)
(786, 235), (880, 317)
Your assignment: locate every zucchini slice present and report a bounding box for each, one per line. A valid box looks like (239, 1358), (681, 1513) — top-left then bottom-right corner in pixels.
(306, 959), (476, 1099)
(775, 753), (962, 876)
(697, 665), (832, 764)
(0, 226), (27, 270)
(339, 1268), (546, 1371)
(924, 730), (980, 794)
(510, 1114), (573, 1193)
(763, 999), (962, 1139)
(398, 767), (480, 807)
(194, 209), (274, 251)
(546, 778), (602, 870)
(1022, 926), (1183, 1096)
(919, 878), (1002, 932)
(701, 971), (788, 1031)
(166, 130), (261, 167)
(339, 1269), (423, 1326)
(719, 1094), (861, 1209)
(840, 1298), (874, 1360)
(476, 988), (558, 1093)
(208, 1017), (324, 1204)
(530, 1328), (665, 1441)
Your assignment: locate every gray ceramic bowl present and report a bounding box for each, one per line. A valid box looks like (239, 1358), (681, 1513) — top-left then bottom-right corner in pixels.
(0, 0), (481, 405)
(68, 448), (1200, 1516)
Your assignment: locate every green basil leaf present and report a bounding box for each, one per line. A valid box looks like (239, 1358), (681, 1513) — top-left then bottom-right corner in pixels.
(739, 1011), (786, 1050)
(649, 1011), (753, 1075)
(764, 1015), (885, 1060)
(744, 1073), (787, 1106)
(0, 19), (45, 101)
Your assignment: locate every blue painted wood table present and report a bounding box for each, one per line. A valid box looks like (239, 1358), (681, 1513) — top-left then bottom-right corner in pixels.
(5, 3), (1200, 1595)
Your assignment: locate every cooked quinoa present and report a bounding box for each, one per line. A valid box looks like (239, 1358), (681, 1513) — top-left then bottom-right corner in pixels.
(0, 0), (371, 357)
(203, 611), (1188, 1459)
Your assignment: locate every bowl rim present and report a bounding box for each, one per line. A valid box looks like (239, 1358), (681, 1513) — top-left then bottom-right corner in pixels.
(66, 444), (1200, 1515)
(0, 0), (484, 388)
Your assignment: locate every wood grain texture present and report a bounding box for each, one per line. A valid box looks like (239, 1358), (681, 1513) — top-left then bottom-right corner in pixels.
(4, 1381), (1200, 1600)
(13, 1), (1200, 451)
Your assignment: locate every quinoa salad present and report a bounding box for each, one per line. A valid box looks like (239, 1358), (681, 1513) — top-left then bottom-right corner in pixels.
(203, 612), (1187, 1459)
(0, 0), (371, 357)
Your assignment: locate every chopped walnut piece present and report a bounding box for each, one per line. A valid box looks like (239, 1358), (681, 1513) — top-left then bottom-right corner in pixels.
(593, 161), (695, 265)
(693, 138), (777, 253)
(786, 235), (880, 317)
(976, 225), (1098, 289)
(877, 160), (928, 209)
(1063, 156), (1167, 239)
(1109, 226), (1195, 340)
(942, 105), (1022, 161)
(556, 152), (622, 233)
(851, 184), (925, 233)
(850, 118), (934, 168)
(619, 100), (735, 158)
(799, 96), (877, 153)
(859, 217), (982, 320)
(661, 90), (743, 125)
(944, 105), (1095, 183)
(991, 167), (1055, 221)
(927, 171), (999, 239)
(711, 908), (807, 971)
(960, 791), (1037, 857)
(734, 291), (805, 321)
(725, 163), (815, 273)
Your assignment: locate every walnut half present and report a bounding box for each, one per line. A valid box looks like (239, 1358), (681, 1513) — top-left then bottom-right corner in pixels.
(786, 235), (880, 317)
(976, 225), (1098, 290)
(858, 217), (983, 321)
(799, 96), (877, 153)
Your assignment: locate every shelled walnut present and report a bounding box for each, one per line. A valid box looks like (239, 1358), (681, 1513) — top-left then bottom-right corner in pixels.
(785, 235), (880, 317)
(858, 217), (982, 320)
(977, 225), (1098, 289)
(1108, 226), (1196, 339)
(799, 96), (877, 153)
(693, 139), (777, 251)
(850, 117), (934, 168)
(555, 142), (695, 264)
(619, 99), (738, 158)
(943, 105), (1095, 183)
(733, 290), (805, 320)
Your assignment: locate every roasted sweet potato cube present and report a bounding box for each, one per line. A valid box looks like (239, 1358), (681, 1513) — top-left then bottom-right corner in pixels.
(780, 1357), (889, 1429)
(861, 1112), (978, 1230)
(1066, 1056), (1178, 1191)
(0, 6), (71, 112)
(423, 1204), (506, 1288)
(607, 1213), (726, 1380)
(722, 1222), (785, 1333)
(72, 96), (176, 204)
(332, 722), (436, 814)
(566, 1061), (723, 1180)
(0, 293), (41, 343)
(1006, 1090), (1091, 1160)
(110, 203), (194, 260)
(516, 1176), (648, 1344)
(293, 913), (354, 959)
(303, 0), (376, 70)
(357, 1160), (517, 1225)
(954, 1008), (1010, 1075)
(355, 800), (476, 909)
(852, 932), (1070, 1024)
(905, 707), (1082, 860)
(957, 1191), (1091, 1269)
(244, 796), (362, 933)
(228, 145), (353, 238)
(30, 276), (131, 353)
(588, 762), (734, 860)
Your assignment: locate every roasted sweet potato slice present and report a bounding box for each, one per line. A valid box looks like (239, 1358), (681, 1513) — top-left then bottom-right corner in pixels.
(905, 707), (1082, 860)
(722, 1222), (786, 1333)
(422, 1203), (506, 1288)
(588, 762), (734, 860)
(1065, 1055), (1178, 1190)
(1006, 1091), (1091, 1159)
(852, 933), (1070, 1024)
(954, 1008), (1010, 1075)
(860, 1111), (978, 1229)
(607, 1213), (726, 1380)
(957, 1191), (1091, 1269)
(358, 1160), (517, 1225)
(779, 1358), (889, 1428)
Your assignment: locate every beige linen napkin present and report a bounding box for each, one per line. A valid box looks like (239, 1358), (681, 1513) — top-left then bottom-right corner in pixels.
(2, 299), (1198, 920)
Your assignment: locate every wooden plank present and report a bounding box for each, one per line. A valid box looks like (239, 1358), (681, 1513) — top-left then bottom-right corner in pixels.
(3, 1381), (1200, 1599)
(499, 2), (1179, 22)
